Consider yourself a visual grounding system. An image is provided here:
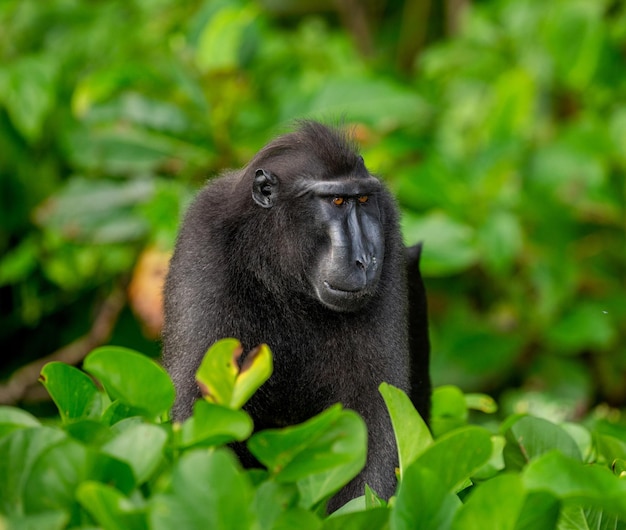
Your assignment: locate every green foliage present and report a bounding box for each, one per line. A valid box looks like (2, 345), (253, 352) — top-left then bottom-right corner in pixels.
(2, 341), (626, 529)
(1, 1), (625, 525)
(1, 0), (623, 417)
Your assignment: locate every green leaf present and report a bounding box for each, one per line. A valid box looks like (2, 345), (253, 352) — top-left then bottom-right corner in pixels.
(504, 416), (582, 470)
(23, 438), (135, 514)
(149, 449), (256, 530)
(77, 481), (148, 530)
(0, 511), (69, 530)
(379, 382), (433, 478)
(323, 506), (389, 530)
(612, 459), (626, 479)
(558, 505), (623, 530)
(40, 362), (103, 423)
(308, 77), (431, 130)
(248, 405), (367, 483)
(195, 338), (240, 407)
(514, 492), (560, 530)
(36, 177), (153, 243)
(472, 435), (506, 480)
(365, 484), (387, 509)
(0, 427), (66, 516)
(195, 5), (258, 73)
(231, 343), (273, 410)
(196, 338), (273, 411)
(523, 451), (626, 518)
(83, 346), (175, 419)
(65, 419), (113, 446)
(391, 464), (461, 530)
(451, 474), (525, 530)
(296, 454), (366, 510)
(178, 399), (253, 449)
(0, 55), (57, 142)
(273, 508), (323, 530)
(0, 406), (40, 438)
(414, 426), (493, 493)
(465, 393), (498, 414)
(0, 236), (39, 287)
(430, 385), (468, 438)
(253, 481), (299, 530)
(546, 303), (616, 354)
(477, 211), (523, 275)
(101, 423), (168, 484)
(596, 433), (626, 466)
(401, 212), (478, 276)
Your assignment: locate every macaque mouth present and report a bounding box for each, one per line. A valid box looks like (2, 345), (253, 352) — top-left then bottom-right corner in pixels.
(323, 281), (369, 296)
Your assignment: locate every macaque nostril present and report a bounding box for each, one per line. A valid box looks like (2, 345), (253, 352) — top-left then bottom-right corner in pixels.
(356, 255), (375, 271)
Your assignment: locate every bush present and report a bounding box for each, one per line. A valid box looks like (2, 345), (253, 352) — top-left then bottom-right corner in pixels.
(1, 340), (626, 529)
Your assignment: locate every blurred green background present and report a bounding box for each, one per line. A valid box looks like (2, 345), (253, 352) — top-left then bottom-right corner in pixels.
(0, 0), (624, 421)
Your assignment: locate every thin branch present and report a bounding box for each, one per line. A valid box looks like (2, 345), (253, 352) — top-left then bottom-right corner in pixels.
(0, 285), (127, 405)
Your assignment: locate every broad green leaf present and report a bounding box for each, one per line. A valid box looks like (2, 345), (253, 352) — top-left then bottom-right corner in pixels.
(40, 362), (103, 423)
(465, 393), (498, 414)
(365, 484), (386, 509)
(248, 406), (366, 483)
(253, 481), (299, 530)
(35, 177), (154, 244)
(379, 382), (433, 478)
(414, 426), (493, 493)
(543, 1), (605, 90)
(83, 346), (175, 419)
(484, 68), (536, 140)
(523, 451), (626, 518)
(195, 5), (258, 73)
(561, 423), (594, 463)
(195, 338), (241, 407)
(504, 416), (582, 470)
(1, 55), (57, 142)
(308, 77), (431, 130)
(330, 496), (366, 516)
(546, 303), (616, 354)
(0, 511), (69, 530)
(323, 506), (389, 530)
(430, 385), (468, 437)
(514, 491), (560, 530)
(613, 459), (626, 478)
(273, 508), (322, 530)
(296, 451), (365, 510)
(23, 438), (135, 514)
(596, 433), (626, 466)
(196, 339), (273, 410)
(472, 435), (506, 480)
(0, 406), (40, 438)
(231, 343), (273, 409)
(102, 401), (139, 426)
(0, 236), (39, 287)
(178, 399), (253, 449)
(77, 481), (148, 530)
(558, 505), (623, 530)
(101, 423), (168, 484)
(65, 419), (112, 446)
(391, 464), (461, 530)
(0, 427), (66, 516)
(401, 212), (478, 276)
(477, 211), (523, 275)
(149, 449), (255, 530)
(451, 474), (525, 530)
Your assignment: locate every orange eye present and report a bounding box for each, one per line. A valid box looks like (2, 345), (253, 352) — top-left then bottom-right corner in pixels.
(332, 197), (345, 206)
(358, 195), (369, 204)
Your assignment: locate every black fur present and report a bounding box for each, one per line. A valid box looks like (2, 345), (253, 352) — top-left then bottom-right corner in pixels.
(162, 121), (430, 510)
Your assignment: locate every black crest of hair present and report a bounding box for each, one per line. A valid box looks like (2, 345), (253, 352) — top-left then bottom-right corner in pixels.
(162, 120), (430, 512)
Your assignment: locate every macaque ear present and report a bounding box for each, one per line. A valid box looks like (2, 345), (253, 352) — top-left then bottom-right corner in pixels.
(252, 168), (278, 209)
